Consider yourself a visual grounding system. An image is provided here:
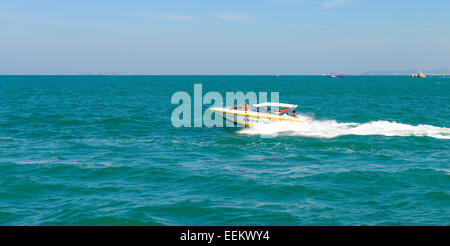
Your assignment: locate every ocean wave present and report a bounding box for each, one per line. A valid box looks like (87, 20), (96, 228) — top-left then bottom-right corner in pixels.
(237, 114), (450, 139)
(0, 137), (15, 141)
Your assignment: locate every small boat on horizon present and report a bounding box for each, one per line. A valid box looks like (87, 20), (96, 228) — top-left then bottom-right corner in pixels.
(210, 102), (302, 127)
(328, 73), (345, 78)
(410, 71), (426, 78)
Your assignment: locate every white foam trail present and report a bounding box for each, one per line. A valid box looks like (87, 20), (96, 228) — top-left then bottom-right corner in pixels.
(237, 114), (450, 139)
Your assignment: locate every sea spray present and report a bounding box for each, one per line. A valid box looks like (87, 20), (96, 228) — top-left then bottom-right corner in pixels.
(237, 114), (450, 139)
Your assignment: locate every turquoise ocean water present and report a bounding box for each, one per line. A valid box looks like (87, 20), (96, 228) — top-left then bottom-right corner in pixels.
(0, 75), (449, 225)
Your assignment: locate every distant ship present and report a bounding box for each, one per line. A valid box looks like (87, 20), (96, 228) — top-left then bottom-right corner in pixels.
(328, 73), (345, 78)
(410, 71), (426, 78)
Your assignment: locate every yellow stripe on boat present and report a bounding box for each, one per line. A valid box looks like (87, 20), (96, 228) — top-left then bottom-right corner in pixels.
(210, 108), (301, 122)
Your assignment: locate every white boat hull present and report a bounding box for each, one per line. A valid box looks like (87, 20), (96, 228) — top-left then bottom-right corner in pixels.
(210, 108), (302, 127)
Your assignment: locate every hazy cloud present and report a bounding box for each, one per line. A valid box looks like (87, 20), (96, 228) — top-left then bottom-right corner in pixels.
(122, 11), (252, 21)
(156, 14), (196, 21)
(322, 0), (357, 8)
(120, 12), (152, 18)
(210, 13), (253, 21)
(297, 24), (323, 29)
(267, 0), (302, 5)
(121, 12), (195, 21)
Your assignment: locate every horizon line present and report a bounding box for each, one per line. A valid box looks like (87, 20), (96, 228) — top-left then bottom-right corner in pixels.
(0, 74), (449, 76)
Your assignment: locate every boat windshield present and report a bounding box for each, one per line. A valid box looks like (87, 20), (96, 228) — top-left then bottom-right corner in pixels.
(251, 106), (296, 116)
(230, 102), (297, 116)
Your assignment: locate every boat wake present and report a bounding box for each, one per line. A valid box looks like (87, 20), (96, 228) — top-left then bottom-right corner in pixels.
(237, 114), (450, 139)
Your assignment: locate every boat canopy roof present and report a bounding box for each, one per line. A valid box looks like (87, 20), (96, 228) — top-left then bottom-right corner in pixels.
(252, 102), (297, 108)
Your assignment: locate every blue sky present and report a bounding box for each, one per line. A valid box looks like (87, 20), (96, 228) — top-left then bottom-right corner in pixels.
(1, 0), (450, 74)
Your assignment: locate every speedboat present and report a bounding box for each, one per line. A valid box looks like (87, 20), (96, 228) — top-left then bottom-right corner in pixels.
(328, 73), (345, 78)
(210, 102), (302, 127)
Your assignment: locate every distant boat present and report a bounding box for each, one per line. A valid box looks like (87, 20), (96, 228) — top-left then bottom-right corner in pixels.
(410, 71), (426, 78)
(328, 73), (345, 78)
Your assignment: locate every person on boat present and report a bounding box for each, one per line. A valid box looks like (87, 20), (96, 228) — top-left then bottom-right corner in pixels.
(292, 110), (297, 117)
(234, 105), (237, 110)
(244, 102), (249, 111)
(267, 107), (271, 113)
